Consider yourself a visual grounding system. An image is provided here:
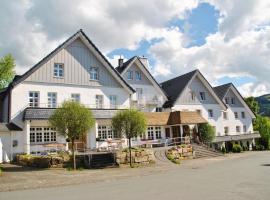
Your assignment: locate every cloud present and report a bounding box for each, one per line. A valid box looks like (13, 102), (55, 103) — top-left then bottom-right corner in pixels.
(1, 0), (270, 96)
(0, 0), (198, 74)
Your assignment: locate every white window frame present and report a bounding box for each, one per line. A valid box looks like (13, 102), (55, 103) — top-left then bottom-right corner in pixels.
(155, 126), (162, 139)
(234, 112), (239, 119)
(147, 127), (154, 140)
(29, 91), (39, 107)
(127, 70), (133, 80)
(90, 67), (99, 80)
(47, 92), (57, 108)
(225, 97), (229, 104)
(135, 71), (141, 80)
(71, 94), (80, 103)
(224, 127), (229, 135)
(243, 125), (247, 133)
(109, 95), (117, 109)
(95, 95), (104, 109)
(30, 127), (57, 144)
(199, 92), (206, 101)
(54, 63), (64, 78)
(236, 126), (241, 133)
(208, 109), (214, 118)
(241, 111), (245, 119)
(231, 97), (235, 104)
(191, 91), (196, 101)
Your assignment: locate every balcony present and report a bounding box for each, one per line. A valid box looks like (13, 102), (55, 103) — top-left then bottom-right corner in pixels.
(131, 94), (163, 106)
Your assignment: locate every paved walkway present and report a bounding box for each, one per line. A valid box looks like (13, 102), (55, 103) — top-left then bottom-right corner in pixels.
(1, 151), (270, 200)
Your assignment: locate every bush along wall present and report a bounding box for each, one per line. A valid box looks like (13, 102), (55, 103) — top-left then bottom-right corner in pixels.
(166, 144), (193, 164)
(16, 152), (71, 168)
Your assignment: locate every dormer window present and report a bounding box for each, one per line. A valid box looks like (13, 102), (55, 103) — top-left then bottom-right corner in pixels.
(199, 92), (206, 101)
(90, 67), (99, 80)
(191, 91), (196, 101)
(135, 71), (141, 80)
(54, 63), (64, 78)
(127, 70), (133, 80)
(231, 97), (235, 104)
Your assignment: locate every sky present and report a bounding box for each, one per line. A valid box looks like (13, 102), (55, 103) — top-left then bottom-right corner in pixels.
(1, 0), (270, 97)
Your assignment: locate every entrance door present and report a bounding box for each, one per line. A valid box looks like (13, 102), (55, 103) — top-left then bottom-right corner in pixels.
(165, 128), (171, 138)
(172, 126), (180, 138)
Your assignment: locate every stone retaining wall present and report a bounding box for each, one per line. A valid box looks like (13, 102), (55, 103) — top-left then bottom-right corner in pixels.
(116, 148), (155, 165)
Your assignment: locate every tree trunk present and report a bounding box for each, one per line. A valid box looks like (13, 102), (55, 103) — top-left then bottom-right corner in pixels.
(128, 137), (132, 167)
(71, 139), (76, 170)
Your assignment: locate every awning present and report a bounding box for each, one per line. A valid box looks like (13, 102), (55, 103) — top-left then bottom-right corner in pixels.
(168, 111), (207, 125)
(213, 132), (260, 143)
(144, 112), (170, 126)
(144, 111), (207, 126)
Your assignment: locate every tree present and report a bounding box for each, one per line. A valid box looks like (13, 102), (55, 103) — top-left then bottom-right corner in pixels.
(245, 97), (260, 115)
(0, 54), (15, 89)
(253, 115), (270, 149)
(49, 101), (95, 170)
(112, 109), (147, 167)
(198, 123), (215, 144)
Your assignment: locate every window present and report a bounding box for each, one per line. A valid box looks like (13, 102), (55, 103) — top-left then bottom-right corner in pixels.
(30, 127), (57, 144)
(224, 127), (229, 135)
(241, 111), (245, 119)
(243, 125), (247, 133)
(199, 92), (206, 101)
(29, 91), (39, 107)
(71, 94), (80, 103)
(109, 95), (117, 109)
(231, 97), (235, 104)
(48, 92), (57, 108)
(236, 126), (241, 133)
(191, 91), (196, 101)
(135, 71), (141, 80)
(98, 126), (107, 140)
(156, 107), (162, 112)
(223, 112), (228, 120)
(225, 97), (229, 104)
(234, 112), (239, 119)
(127, 70), (133, 80)
(147, 127), (154, 140)
(97, 126), (115, 140)
(136, 88), (143, 100)
(44, 128), (50, 142)
(208, 109), (213, 118)
(90, 67), (99, 80)
(95, 95), (103, 108)
(54, 63), (64, 77)
(155, 127), (162, 139)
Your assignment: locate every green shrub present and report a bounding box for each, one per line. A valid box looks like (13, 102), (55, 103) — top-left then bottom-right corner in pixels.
(198, 123), (215, 143)
(0, 165), (3, 176)
(172, 159), (181, 164)
(232, 144), (243, 153)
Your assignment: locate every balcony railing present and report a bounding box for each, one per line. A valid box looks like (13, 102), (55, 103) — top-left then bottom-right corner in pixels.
(27, 103), (130, 110)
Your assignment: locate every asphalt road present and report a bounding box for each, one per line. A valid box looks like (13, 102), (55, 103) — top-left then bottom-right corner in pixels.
(1, 152), (270, 200)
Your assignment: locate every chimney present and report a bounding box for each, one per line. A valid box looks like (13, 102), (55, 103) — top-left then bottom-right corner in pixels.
(118, 57), (124, 67)
(138, 56), (149, 69)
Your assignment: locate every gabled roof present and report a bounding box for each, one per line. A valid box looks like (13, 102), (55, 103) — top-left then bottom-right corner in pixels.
(115, 56), (136, 73)
(213, 83), (232, 100)
(161, 69), (227, 109)
(161, 70), (197, 108)
(213, 83), (256, 118)
(9, 29), (135, 93)
(116, 56), (168, 100)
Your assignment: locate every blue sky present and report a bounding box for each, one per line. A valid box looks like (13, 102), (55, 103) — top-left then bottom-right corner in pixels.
(1, 0), (270, 97)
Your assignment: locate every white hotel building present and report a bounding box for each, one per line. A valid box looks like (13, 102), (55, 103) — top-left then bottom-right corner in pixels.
(0, 30), (259, 163)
